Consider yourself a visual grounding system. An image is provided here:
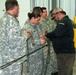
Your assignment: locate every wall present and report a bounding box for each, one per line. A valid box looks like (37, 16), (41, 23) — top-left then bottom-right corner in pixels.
(0, 0), (75, 27)
(18, 0), (30, 28)
(0, 0), (31, 28)
(58, 0), (75, 20)
(30, 0), (52, 15)
(0, 0), (5, 18)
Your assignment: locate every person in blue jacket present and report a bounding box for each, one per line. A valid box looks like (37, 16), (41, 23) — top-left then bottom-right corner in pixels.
(46, 8), (75, 75)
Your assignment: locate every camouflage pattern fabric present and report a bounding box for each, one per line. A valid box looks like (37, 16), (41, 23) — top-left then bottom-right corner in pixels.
(40, 17), (58, 75)
(0, 12), (28, 75)
(22, 20), (44, 75)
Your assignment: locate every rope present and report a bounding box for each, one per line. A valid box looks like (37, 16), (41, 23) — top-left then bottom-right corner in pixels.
(0, 44), (47, 70)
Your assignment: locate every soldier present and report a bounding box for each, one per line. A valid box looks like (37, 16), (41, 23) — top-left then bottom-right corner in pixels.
(40, 7), (58, 75)
(22, 12), (46, 75)
(0, 0), (30, 75)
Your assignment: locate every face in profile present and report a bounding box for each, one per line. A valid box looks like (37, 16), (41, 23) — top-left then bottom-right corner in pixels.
(42, 9), (47, 18)
(14, 6), (19, 17)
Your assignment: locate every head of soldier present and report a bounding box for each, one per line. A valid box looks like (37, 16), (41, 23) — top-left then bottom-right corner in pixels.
(33, 6), (42, 16)
(5, 0), (19, 17)
(28, 12), (41, 25)
(41, 7), (47, 19)
(52, 7), (66, 21)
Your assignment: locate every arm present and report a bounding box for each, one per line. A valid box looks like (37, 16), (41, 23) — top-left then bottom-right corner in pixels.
(46, 21), (67, 40)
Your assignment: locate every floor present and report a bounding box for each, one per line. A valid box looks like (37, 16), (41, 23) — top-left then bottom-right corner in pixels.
(73, 53), (76, 75)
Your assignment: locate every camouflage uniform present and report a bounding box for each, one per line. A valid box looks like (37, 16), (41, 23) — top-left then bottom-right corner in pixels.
(0, 12), (28, 75)
(22, 20), (44, 75)
(40, 17), (58, 75)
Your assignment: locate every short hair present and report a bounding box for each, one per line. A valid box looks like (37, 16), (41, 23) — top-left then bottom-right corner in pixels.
(41, 7), (46, 13)
(33, 6), (42, 14)
(5, 0), (19, 11)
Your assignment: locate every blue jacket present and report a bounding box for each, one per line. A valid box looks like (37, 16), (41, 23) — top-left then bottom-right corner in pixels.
(46, 16), (75, 53)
